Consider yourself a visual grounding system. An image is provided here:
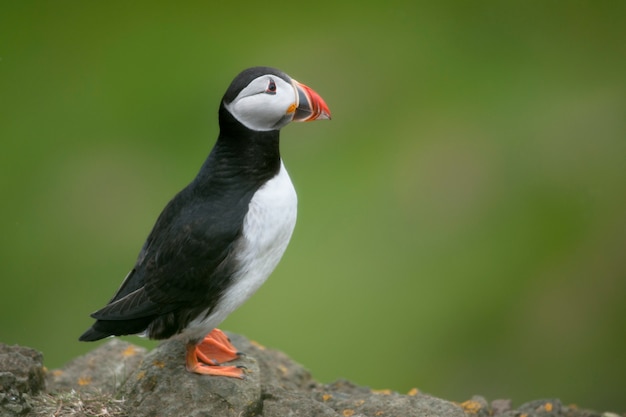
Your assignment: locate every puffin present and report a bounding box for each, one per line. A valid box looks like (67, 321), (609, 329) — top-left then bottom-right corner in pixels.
(79, 66), (331, 378)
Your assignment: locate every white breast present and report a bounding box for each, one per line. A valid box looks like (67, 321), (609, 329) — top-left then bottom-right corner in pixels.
(183, 161), (297, 341)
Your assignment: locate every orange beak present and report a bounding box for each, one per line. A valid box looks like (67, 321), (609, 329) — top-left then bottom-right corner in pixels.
(291, 80), (331, 122)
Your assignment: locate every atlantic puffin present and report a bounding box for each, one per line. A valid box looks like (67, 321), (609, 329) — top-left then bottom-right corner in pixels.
(79, 66), (331, 378)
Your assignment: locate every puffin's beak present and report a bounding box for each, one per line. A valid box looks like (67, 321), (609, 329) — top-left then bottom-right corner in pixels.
(291, 80), (331, 122)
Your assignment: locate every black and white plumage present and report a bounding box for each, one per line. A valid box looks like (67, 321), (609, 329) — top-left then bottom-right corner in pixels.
(79, 67), (330, 377)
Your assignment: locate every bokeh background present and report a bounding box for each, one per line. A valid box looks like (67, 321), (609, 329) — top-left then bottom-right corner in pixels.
(1, 1), (625, 411)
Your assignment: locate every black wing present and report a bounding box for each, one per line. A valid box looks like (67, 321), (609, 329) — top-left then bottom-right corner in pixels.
(79, 182), (255, 341)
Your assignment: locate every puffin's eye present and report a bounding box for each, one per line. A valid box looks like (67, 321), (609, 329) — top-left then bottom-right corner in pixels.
(265, 79), (277, 95)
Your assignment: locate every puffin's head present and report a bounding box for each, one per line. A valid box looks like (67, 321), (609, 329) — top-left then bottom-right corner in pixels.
(222, 66), (331, 132)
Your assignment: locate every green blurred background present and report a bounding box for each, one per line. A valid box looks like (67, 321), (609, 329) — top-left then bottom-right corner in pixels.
(1, 1), (625, 411)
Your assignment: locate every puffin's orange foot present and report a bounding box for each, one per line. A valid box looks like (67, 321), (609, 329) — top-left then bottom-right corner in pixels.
(186, 361), (246, 378)
(185, 329), (245, 379)
(195, 328), (242, 365)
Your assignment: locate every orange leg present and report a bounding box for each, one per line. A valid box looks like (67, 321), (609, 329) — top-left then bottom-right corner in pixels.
(185, 329), (245, 378)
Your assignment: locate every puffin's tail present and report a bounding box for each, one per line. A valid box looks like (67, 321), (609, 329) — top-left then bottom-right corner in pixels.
(78, 326), (110, 342)
(79, 316), (153, 342)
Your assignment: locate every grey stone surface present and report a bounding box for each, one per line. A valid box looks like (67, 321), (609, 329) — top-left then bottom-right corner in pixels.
(122, 337), (261, 417)
(0, 335), (616, 417)
(0, 344), (45, 417)
(311, 379), (466, 417)
(46, 338), (146, 394)
(119, 334), (475, 416)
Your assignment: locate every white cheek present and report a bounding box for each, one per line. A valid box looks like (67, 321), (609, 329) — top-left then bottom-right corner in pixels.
(230, 95), (278, 130)
(226, 90), (295, 131)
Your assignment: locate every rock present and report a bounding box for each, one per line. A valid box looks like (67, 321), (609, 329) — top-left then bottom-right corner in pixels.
(312, 380), (466, 417)
(0, 344), (45, 417)
(457, 395), (490, 417)
(500, 399), (602, 417)
(122, 337), (261, 417)
(46, 339), (146, 394)
(120, 333), (468, 417)
(491, 399), (513, 415)
(518, 398), (564, 416)
(235, 332), (338, 416)
(5, 334), (617, 417)
(0, 344), (45, 395)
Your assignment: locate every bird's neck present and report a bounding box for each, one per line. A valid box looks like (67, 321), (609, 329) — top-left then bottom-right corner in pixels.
(193, 107), (282, 189)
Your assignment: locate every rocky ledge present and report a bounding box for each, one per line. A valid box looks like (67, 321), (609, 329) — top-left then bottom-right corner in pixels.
(0, 335), (621, 417)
